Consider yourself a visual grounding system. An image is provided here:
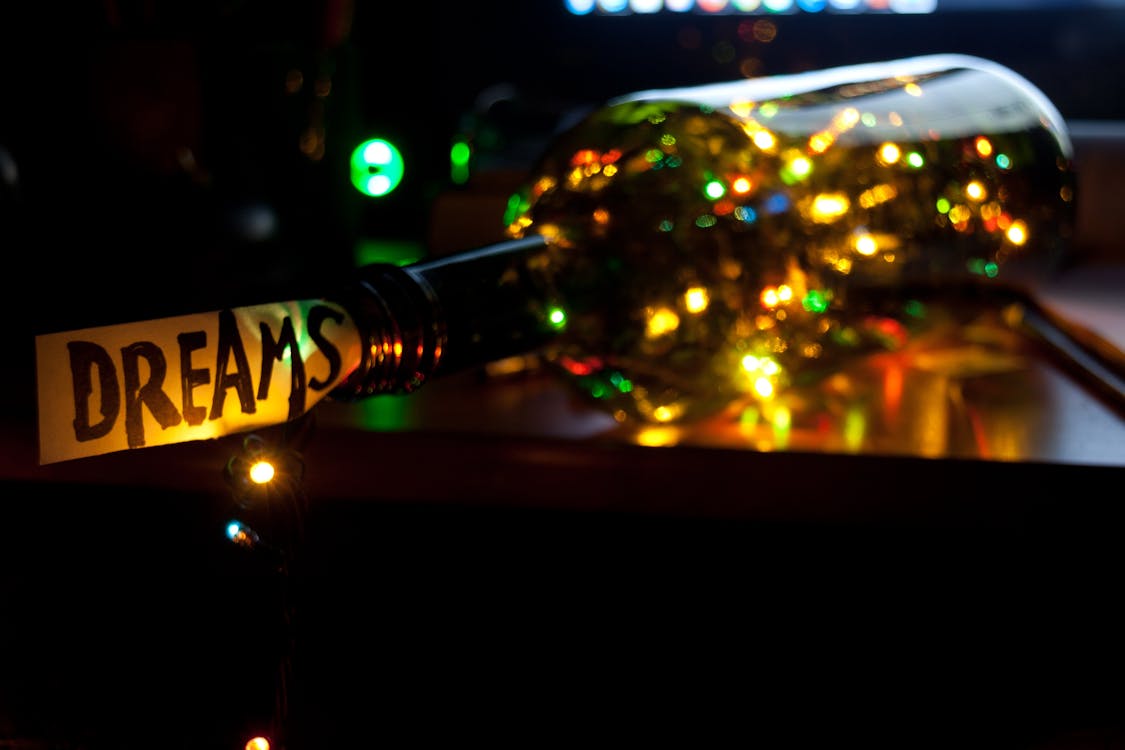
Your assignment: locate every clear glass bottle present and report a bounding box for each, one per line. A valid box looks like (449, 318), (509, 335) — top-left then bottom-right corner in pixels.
(502, 54), (1077, 424)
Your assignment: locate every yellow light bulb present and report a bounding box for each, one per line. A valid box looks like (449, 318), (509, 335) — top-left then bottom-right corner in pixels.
(248, 460), (275, 485)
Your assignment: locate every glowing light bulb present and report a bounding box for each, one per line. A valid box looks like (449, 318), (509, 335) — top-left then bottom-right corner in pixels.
(855, 233), (878, 256)
(248, 460), (275, 484)
(877, 142), (901, 165)
(450, 140), (471, 185)
(350, 138), (404, 197)
(684, 287), (710, 313)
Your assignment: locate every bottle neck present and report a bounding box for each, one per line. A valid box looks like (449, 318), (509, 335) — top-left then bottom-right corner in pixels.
(331, 235), (555, 399)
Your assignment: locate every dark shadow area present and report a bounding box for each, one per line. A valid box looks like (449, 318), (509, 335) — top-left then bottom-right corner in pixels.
(3, 472), (1125, 747)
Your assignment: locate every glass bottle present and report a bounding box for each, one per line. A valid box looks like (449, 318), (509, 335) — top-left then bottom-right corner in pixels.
(330, 235), (560, 399)
(502, 54), (1077, 424)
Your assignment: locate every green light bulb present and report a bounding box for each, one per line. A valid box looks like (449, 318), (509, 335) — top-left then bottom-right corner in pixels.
(450, 140), (471, 185)
(350, 138), (404, 197)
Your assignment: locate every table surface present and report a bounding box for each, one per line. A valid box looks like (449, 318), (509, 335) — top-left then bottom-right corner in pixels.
(4, 260), (1122, 529)
(303, 258), (1125, 472)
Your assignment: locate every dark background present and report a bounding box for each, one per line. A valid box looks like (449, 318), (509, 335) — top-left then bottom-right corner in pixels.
(3, 2), (1125, 748)
(3, 1), (1125, 334)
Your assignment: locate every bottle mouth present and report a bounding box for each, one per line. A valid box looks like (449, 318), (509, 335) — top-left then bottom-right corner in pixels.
(331, 235), (557, 400)
(332, 264), (446, 399)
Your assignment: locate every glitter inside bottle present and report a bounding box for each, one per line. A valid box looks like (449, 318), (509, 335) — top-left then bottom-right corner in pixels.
(504, 54), (1077, 424)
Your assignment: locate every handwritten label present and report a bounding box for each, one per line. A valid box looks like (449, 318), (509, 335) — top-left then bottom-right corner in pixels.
(36, 300), (362, 465)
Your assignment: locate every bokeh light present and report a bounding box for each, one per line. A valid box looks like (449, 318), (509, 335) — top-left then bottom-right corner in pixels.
(350, 138), (404, 198)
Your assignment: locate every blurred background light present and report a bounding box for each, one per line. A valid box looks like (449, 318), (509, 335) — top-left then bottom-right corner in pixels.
(350, 138), (404, 198)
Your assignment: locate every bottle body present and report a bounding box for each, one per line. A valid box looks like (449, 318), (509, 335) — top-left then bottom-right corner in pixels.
(504, 54), (1076, 423)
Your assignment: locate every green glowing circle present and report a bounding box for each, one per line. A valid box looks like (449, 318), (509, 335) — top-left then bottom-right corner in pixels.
(351, 138), (404, 197)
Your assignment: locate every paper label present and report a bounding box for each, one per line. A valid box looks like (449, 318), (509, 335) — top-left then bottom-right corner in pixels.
(35, 300), (362, 465)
